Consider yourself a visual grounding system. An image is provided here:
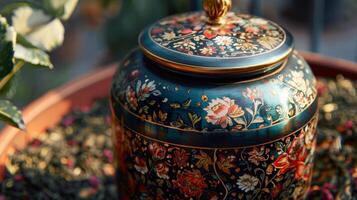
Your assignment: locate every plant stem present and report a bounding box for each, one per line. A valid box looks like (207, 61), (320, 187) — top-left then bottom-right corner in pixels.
(213, 149), (229, 200)
(0, 61), (25, 90)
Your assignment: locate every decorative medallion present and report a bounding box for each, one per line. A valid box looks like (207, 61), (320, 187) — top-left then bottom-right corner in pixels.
(149, 12), (286, 58)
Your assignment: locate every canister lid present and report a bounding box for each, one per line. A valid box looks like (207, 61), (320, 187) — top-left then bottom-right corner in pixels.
(139, 0), (293, 75)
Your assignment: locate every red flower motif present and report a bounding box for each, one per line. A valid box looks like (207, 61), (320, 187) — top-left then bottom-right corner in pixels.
(134, 156), (148, 174)
(173, 170), (207, 198)
(245, 26), (259, 34)
(126, 86), (138, 110)
(173, 149), (189, 168)
(149, 142), (166, 160)
(272, 135), (309, 180)
(155, 162), (169, 179)
(203, 30), (217, 39)
(271, 183), (282, 198)
(181, 28), (193, 35)
(151, 28), (164, 34)
(129, 69), (140, 80)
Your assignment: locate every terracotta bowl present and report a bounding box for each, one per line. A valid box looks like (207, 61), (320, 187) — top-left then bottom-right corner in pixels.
(0, 53), (356, 180)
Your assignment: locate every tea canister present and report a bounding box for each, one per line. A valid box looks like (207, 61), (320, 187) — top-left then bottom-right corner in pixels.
(110, 0), (318, 199)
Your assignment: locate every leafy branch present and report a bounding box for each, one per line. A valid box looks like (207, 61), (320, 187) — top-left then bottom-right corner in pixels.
(0, 0), (79, 129)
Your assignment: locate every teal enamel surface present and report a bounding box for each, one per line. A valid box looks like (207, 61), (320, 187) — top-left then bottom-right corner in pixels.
(111, 49), (317, 144)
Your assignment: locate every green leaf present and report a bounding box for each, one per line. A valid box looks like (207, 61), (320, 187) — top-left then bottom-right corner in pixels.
(170, 103), (181, 109)
(0, 16), (15, 79)
(14, 44), (53, 68)
(0, 2), (32, 16)
(182, 98), (191, 109)
(12, 6), (64, 51)
(188, 112), (201, 128)
(42, 0), (78, 20)
(0, 99), (25, 129)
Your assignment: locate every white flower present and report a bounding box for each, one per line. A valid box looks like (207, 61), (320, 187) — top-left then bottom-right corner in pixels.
(236, 174), (259, 192)
(288, 70), (308, 93)
(204, 97), (244, 128)
(162, 32), (176, 40)
(214, 36), (233, 46)
(136, 80), (161, 101)
(234, 42), (258, 51)
(26, 19), (65, 51)
(257, 36), (281, 50)
(5, 27), (17, 47)
(12, 6), (51, 35)
(173, 40), (196, 50)
(200, 46), (216, 55)
(12, 6), (64, 51)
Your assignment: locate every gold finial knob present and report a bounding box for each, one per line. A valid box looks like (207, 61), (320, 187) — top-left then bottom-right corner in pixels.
(203, 0), (232, 25)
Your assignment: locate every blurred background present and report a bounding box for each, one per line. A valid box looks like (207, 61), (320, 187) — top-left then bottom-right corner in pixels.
(1, 0), (357, 107)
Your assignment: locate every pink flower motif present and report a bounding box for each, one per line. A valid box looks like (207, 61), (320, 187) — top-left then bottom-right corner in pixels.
(155, 163), (169, 179)
(67, 139), (78, 146)
(31, 139), (42, 148)
(245, 26), (259, 34)
(148, 142), (166, 160)
(242, 88), (261, 101)
(247, 147), (266, 165)
(134, 156), (148, 174)
(129, 69), (140, 80)
(103, 149), (114, 163)
(14, 175), (24, 182)
(344, 120), (354, 130)
(125, 86), (138, 110)
(62, 116), (75, 127)
(173, 149), (189, 168)
(89, 175), (100, 188)
(204, 97), (244, 128)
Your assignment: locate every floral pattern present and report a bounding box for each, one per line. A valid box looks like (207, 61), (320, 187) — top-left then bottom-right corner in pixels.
(236, 174), (259, 192)
(204, 97), (244, 128)
(173, 170), (208, 198)
(111, 51), (317, 133)
(114, 114), (318, 199)
(150, 13), (285, 58)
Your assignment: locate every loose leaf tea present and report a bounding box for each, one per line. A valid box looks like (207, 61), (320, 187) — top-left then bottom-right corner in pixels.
(0, 100), (117, 199)
(308, 75), (357, 200)
(0, 76), (357, 199)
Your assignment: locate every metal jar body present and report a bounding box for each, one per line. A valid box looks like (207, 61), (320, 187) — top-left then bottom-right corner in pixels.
(110, 49), (318, 200)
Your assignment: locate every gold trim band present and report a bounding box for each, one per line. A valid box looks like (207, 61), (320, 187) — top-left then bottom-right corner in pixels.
(118, 112), (318, 150)
(140, 45), (293, 75)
